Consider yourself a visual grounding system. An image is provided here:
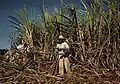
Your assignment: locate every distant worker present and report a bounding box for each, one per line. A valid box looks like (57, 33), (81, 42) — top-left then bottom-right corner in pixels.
(17, 40), (29, 53)
(17, 40), (30, 65)
(56, 35), (71, 77)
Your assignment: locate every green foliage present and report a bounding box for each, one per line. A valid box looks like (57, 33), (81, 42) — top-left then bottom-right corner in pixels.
(9, 0), (120, 72)
(5, 0), (120, 83)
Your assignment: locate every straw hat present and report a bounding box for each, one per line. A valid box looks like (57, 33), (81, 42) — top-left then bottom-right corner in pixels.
(58, 35), (65, 40)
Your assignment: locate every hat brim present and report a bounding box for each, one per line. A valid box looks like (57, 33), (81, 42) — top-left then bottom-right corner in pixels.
(58, 38), (65, 40)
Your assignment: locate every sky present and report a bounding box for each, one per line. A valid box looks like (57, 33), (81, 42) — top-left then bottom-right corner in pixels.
(0, 0), (81, 49)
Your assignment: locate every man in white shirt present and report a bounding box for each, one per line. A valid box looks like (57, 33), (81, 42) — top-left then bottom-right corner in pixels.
(17, 40), (24, 50)
(17, 44), (24, 50)
(17, 40), (30, 65)
(56, 35), (71, 77)
(17, 40), (29, 53)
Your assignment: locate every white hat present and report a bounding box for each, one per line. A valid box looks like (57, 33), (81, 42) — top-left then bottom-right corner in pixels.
(58, 35), (65, 39)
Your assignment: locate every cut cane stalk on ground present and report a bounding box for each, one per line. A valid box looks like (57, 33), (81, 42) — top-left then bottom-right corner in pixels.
(0, 0), (120, 83)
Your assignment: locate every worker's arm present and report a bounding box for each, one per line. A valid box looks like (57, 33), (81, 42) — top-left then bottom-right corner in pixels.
(54, 44), (59, 59)
(55, 44), (59, 52)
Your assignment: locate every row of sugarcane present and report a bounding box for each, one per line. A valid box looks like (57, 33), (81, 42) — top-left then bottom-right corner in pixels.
(8, 0), (120, 73)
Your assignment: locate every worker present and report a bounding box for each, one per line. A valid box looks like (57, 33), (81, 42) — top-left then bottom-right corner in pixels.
(17, 40), (30, 65)
(56, 35), (71, 77)
(17, 40), (29, 53)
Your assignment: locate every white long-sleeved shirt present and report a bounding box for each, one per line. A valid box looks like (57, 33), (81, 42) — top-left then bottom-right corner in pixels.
(17, 44), (29, 52)
(17, 44), (24, 50)
(56, 42), (69, 58)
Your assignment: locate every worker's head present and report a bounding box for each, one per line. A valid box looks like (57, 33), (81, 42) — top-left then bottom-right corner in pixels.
(21, 39), (25, 44)
(58, 35), (65, 43)
(24, 42), (28, 48)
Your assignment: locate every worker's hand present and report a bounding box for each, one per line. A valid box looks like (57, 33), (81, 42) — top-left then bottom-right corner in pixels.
(58, 48), (65, 51)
